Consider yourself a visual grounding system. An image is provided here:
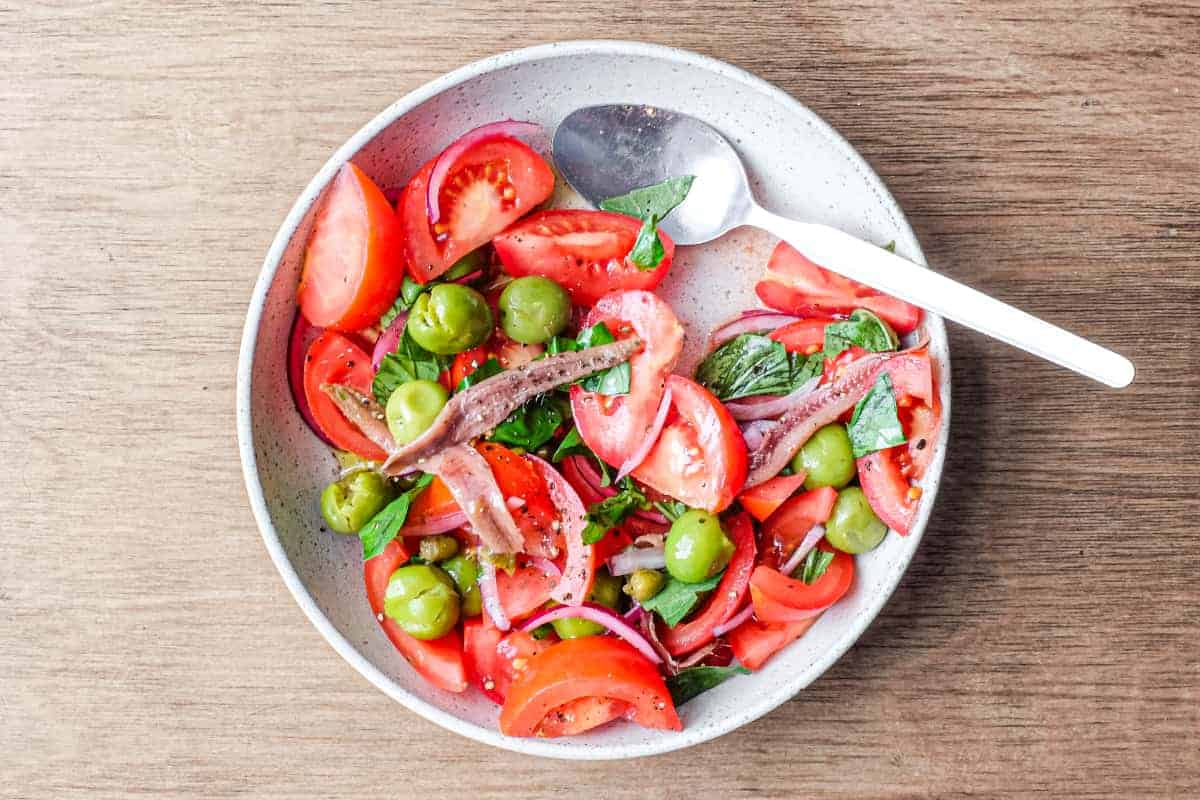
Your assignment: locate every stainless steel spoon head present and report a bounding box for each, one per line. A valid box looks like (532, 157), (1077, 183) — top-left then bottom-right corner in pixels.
(553, 104), (754, 245)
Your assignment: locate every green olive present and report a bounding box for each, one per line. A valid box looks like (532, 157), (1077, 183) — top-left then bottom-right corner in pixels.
(418, 534), (459, 562)
(406, 284), (493, 355)
(385, 379), (448, 445)
(665, 509), (735, 583)
(441, 554), (481, 616)
(551, 570), (623, 639)
(383, 565), (460, 639)
(825, 486), (888, 554)
(623, 569), (666, 603)
(792, 423), (856, 489)
(498, 276), (572, 344)
(319, 471), (391, 534)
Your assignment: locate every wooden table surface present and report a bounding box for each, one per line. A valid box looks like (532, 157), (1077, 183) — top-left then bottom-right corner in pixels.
(3, 2), (1197, 798)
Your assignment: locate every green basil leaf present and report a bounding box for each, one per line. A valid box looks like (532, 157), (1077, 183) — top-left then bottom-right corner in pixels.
(628, 216), (666, 269)
(882, 240), (896, 253)
(823, 309), (900, 359)
(695, 333), (823, 401)
(545, 335), (580, 355)
(581, 478), (646, 544)
(600, 176), (694, 271)
(372, 328), (451, 404)
(575, 323), (631, 396)
(455, 356), (503, 392)
(798, 548), (835, 584)
(667, 665), (751, 706)
(358, 473), (434, 560)
(653, 500), (688, 522)
(490, 394), (566, 451)
(641, 570), (724, 627)
(847, 372), (907, 458)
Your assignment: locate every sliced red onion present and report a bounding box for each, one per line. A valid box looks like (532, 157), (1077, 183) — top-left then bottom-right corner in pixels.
(711, 604), (752, 638)
(615, 386), (673, 483)
(478, 560), (511, 631)
(780, 524), (827, 576)
(525, 454), (594, 607)
(519, 602), (661, 665)
(608, 544), (667, 576)
(709, 311), (803, 349)
(569, 455), (616, 498)
(286, 312), (334, 447)
(400, 510), (468, 538)
(450, 270), (483, 285)
(632, 508), (669, 525)
(622, 603), (646, 624)
(561, 456), (605, 505)
(739, 420), (777, 452)
(527, 556), (561, 578)
(427, 120), (543, 224)
(371, 312), (407, 372)
(725, 375), (822, 421)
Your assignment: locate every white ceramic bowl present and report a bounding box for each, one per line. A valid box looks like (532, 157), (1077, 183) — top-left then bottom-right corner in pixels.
(237, 40), (950, 760)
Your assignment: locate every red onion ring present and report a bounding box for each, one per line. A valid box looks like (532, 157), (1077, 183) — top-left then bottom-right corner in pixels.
(622, 603), (646, 624)
(709, 311), (803, 350)
(478, 560), (510, 631)
(780, 524), (828, 576)
(632, 508), (669, 525)
(561, 456), (605, 505)
(371, 312), (407, 372)
(711, 604), (752, 638)
(519, 602), (662, 665)
(568, 455), (616, 498)
(608, 544), (666, 576)
(615, 386), (673, 482)
(450, 270), (483, 285)
(527, 556), (562, 578)
(725, 375), (822, 421)
(400, 510), (468, 538)
(286, 312), (335, 447)
(426, 120), (543, 224)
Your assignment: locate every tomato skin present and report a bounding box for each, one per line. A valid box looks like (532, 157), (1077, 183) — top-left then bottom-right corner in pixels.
(728, 616), (819, 671)
(660, 512), (757, 656)
(499, 637), (681, 736)
(364, 541), (468, 693)
(857, 447), (917, 535)
(298, 163), (404, 331)
(495, 563), (558, 621)
(632, 376), (748, 513)
(738, 473), (808, 522)
(493, 210), (675, 307)
(759, 486), (838, 569)
(302, 332), (388, 461)
(903, 394), (943, 481)
(571, 291), (684, 469)
(536, 697), (630, 738)
(450, 346), (492, 389)
(757, 242), (921, 334)
(749, 544), (854, 623)
(463, 619), (549, 704)
(400, 138), (554, 282)
(769, 317), (835, 355)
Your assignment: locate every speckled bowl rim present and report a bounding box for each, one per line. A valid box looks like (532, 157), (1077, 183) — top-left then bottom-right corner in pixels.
(237, 40), (950, 760)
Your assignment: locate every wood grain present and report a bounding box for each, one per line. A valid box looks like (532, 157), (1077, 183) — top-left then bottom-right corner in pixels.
(1, 1), (1197, 798)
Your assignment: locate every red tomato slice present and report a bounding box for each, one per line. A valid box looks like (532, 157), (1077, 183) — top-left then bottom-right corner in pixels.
(632, 376), (748, 513)
(759, 486), (838, 568)
(769, 317), (835, 355)
(749, 544), (854, 623)
(756, 242), (921, 334)
(903, 394), (943, 481)
(400, 138), (553, 282)
(364, 541), (468, 693)
(477, 443), (561, 558)
(298, 163), (404, 331)
(499, 637), (681, 736)
(570, 291), (684, 469)
(463, 619), (550, 704)
(302, 332), (388, 461)
(857, 447), (918, 535)
(660, 512), (756, 656)
(449, 345), (492, 389)
(405, 475), (458, 526)
(738, 473), (808, 522)
(496, 563), (558, 621)
(493, 210), (675, 307)
(728, 616), (820, 671)
(536, 697), (630, 737)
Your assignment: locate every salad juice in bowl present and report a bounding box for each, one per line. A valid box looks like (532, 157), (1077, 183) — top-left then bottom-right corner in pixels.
(237, 41), (950, 759)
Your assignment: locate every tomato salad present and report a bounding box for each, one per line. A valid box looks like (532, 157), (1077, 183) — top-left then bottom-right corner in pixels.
(291, 120), (941, 738)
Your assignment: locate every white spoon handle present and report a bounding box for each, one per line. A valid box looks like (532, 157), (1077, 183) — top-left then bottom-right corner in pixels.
(746, 206), (1135, 388)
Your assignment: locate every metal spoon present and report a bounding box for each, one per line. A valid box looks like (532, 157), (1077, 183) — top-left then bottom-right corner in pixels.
(553, 104), (1135, 388)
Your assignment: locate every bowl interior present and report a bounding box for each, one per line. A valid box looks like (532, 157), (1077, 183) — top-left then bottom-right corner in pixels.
(239, 42), (949, 759)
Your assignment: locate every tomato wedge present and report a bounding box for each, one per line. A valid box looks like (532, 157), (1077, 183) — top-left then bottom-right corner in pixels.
(903, 394), (943, 481)
(857, 447), (918, 535)
(571, 291), (683, 469)
(496, 562), (558, 621)
(537, 697), (630, 737)
(728, 616), (820, 671)
(302, 331), (388, 461)
(749, 544), (854, 624)
(449, 345), (492, 390)
(769, 317), (835, 355)
(298, 163), (404, 331)
(660, 512), (756, 656)
(400, 137), (553, 282)
(477, 443), (560, 558)
(759, 486), (838, 568)
(364, 541), (467, 693)
(499, 637), (681, 736)
(632, 376), (748, 513)
(493, 210), (676, 307)
(738, 473), (808, 522)
(756, 242), (921, 334)
(463, 619), (549, 704)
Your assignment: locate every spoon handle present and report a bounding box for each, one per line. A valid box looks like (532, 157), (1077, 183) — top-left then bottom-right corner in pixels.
(746, 207), (1135, 388)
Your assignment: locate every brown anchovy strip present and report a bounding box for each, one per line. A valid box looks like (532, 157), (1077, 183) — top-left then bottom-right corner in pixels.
(380, 337), (640, 476)
(743, 341), (929, 487)
(320, 383), (396, 455)
(427, 444), (526, 554)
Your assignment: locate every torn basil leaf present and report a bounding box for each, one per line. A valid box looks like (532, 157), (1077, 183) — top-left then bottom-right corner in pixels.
(600, 176), (694, 270)
(640, 570), (723, 627)
(358, 473), (434, 560)
(581, 478), (646, 544)
(372, 328), (451, 404)
(823, 309), (900, 358)
(667, 665), (751, 706)
(695, 333), (823, 401)
(490, 394), (566, 451)
(847, 372), (906, 458)
(798, 548), (835, 584)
